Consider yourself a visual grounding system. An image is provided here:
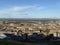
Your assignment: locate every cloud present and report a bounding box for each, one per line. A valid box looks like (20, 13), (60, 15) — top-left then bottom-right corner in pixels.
(0, 5), (46, 18)
(8, 5), (45, 12)
(10, 6), (34, 11)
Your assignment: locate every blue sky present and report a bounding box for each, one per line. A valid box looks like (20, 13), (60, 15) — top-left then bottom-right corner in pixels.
(0, 0), (60, 18)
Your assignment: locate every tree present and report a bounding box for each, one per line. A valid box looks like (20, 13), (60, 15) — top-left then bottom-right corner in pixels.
(17, 30), (22, 36)
(39, 29), (43, 34)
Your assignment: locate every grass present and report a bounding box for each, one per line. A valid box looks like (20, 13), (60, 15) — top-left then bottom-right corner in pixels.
(0, 40), (60, 45)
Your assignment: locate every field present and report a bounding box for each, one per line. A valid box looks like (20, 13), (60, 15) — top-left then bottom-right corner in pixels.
(0, 40), (60, 45)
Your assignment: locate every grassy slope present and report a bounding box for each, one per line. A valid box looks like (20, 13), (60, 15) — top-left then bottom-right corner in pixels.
(0, 40), (42, 45)
(0, 40), (60, 45)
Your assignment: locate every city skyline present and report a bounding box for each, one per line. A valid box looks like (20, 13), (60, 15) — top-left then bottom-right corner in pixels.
(0, 0), (60, 18)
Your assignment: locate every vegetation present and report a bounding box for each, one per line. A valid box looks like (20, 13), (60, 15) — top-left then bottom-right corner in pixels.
(0, 40), (60, 45)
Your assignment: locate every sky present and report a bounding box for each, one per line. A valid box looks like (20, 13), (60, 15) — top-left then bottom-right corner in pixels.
(0, 0), (60, 18)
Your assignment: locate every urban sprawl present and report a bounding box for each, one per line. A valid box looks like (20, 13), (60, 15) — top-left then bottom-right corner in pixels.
(0, 20), (60, 42)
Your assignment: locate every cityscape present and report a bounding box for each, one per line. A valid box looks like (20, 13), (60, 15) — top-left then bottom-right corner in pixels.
(0, 0), (60, 45)
(0, 19), (60, 40)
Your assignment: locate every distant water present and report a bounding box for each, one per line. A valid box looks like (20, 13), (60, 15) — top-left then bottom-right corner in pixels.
(0, 18), (60, 22)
